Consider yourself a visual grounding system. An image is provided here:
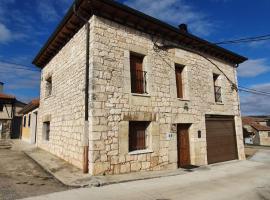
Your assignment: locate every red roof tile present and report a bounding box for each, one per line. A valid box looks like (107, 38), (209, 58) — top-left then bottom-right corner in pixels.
(0, 93), (15, 100)
(242, 117), (270, 131)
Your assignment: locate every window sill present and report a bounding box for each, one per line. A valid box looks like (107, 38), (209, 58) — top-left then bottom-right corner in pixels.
(215, 102), (224, 105)
(177, 98), (190, 102)
(131, 93), (150, 97)
(128, 149), (153, 155)
(44, 95), (53, 100)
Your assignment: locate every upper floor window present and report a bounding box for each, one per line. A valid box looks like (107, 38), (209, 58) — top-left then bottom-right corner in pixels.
(45, 76), (52, 97)
(0, 103), (3, 112)
(175, 64), (185, 99)
(129, 121), (149, 152)
(213, 74), (222, 103)
(28, 114), (31, 127)
(130, 53), (147, 94)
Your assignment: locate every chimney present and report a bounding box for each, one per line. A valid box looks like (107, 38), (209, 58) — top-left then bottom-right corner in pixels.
(0, 82), (4, 93)
(179, 24), (188, 33)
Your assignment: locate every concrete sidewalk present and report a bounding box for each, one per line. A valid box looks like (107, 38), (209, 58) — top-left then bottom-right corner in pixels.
(24, 148), (94, 187)
(23, 143), (193, 188)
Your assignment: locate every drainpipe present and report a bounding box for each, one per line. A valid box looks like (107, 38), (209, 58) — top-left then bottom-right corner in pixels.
(73, 4), (90, 174)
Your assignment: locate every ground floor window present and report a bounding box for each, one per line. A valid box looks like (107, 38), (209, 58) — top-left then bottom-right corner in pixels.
(129, 121), (149, 152)
(43, 121), (50, 141)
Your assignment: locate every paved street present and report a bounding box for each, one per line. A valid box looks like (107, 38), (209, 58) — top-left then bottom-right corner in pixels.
(24, 149), (270, 200)
(0, 147), (69, 200)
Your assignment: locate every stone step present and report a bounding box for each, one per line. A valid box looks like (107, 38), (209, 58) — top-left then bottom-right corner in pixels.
(0, 139), (12, 149)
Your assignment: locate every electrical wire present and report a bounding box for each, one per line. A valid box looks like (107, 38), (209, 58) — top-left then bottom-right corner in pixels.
(215, 34), (270, 45)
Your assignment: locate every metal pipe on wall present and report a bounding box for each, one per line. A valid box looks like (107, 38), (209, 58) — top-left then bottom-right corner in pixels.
(73, 4), (90, 174)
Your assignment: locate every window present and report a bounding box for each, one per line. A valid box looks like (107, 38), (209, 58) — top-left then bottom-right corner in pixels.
(23, 115), (26, 127)
(130, 53), (147, 94)
(45, 76), (52, 97)
(129, 121), (149, 152)
(268, 132), (270, 137)
(175, 64), (184, 98)
(28, 114), (31, 127)
(213, 74), (222, 103)
(43, 122), (50, 141)
(0, 103), (3, 112)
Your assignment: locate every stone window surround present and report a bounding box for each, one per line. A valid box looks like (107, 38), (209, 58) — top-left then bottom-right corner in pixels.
(171, 57), (190, 101)
(44, 72), (53, 99)
(212, 71), (225, 105)
(119, 112), (159, 156)
(42, 115), (51, 143)
(123, 44), (152, 96)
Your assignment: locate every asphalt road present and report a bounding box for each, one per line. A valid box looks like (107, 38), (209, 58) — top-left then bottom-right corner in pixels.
(23, 149), (270, 200)
(0, 148), (69, 200)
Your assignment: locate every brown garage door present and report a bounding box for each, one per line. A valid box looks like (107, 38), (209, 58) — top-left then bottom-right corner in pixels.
(206, 116), (238, 164)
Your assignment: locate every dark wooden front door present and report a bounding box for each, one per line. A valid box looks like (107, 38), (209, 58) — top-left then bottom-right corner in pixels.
(177, 124), (190, 168)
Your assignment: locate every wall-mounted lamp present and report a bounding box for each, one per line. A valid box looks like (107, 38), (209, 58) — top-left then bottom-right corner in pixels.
(184, 103), (189, 111)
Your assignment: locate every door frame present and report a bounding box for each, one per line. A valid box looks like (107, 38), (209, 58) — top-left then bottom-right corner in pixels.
(177, 123), (191, 168)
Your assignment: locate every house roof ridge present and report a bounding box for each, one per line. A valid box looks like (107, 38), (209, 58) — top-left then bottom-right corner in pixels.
(32, 0), (247, 68)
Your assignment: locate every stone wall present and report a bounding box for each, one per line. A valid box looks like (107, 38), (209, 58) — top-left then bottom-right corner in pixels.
(88, 16), (245, 175)
(36, 20), (91, 169)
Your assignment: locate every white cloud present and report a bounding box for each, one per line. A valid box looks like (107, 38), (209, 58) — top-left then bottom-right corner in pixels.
(122, 0), (216, 36)
(0, 23), (12, 43)
(238, 59), (270, 77)
(240, 83), (270, 115)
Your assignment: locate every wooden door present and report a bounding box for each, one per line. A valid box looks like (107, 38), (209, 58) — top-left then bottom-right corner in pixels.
(177, 124), (190, 167)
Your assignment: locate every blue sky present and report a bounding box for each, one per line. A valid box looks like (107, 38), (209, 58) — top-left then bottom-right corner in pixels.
(0, 0), (269, 115)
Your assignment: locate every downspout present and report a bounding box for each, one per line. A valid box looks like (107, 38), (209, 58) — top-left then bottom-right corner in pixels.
(234, 64), (241, 116)
(73, 4), (90, 174)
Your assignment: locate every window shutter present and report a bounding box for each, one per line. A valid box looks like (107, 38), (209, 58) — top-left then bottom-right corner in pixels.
(130, 54), (144, 94)
(175, 65), (184, 98)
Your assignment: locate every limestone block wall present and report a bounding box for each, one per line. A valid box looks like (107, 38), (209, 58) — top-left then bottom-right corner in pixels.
(36, 24), (89, 169)
(88, 16), (245, 175)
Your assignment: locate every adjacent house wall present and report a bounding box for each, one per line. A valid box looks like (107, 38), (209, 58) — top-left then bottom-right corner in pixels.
(258, 131), (270, 146)
(21, 108), (38, 144)
(0, 104), (13, 120)
(88, 16), (245, 175)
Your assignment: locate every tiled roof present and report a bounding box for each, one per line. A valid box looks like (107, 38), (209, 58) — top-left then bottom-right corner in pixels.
(242, 117), (270, 131)
(0, 93), (15, 100)
(33, 0), (247, 68)
(18, 99), (39, 114)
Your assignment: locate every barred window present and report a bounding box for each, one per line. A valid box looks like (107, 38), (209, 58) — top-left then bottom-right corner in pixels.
(129, 121), (149, 152)
(213, 74), (222, 103)
(130, 53), (147, 94)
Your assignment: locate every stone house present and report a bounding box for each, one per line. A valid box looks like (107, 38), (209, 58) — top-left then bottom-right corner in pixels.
(0, 82), (26, 139)
(242, 117), (270, 146)
(33, 0), (247, 175)
(19, 99), (39, 144)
